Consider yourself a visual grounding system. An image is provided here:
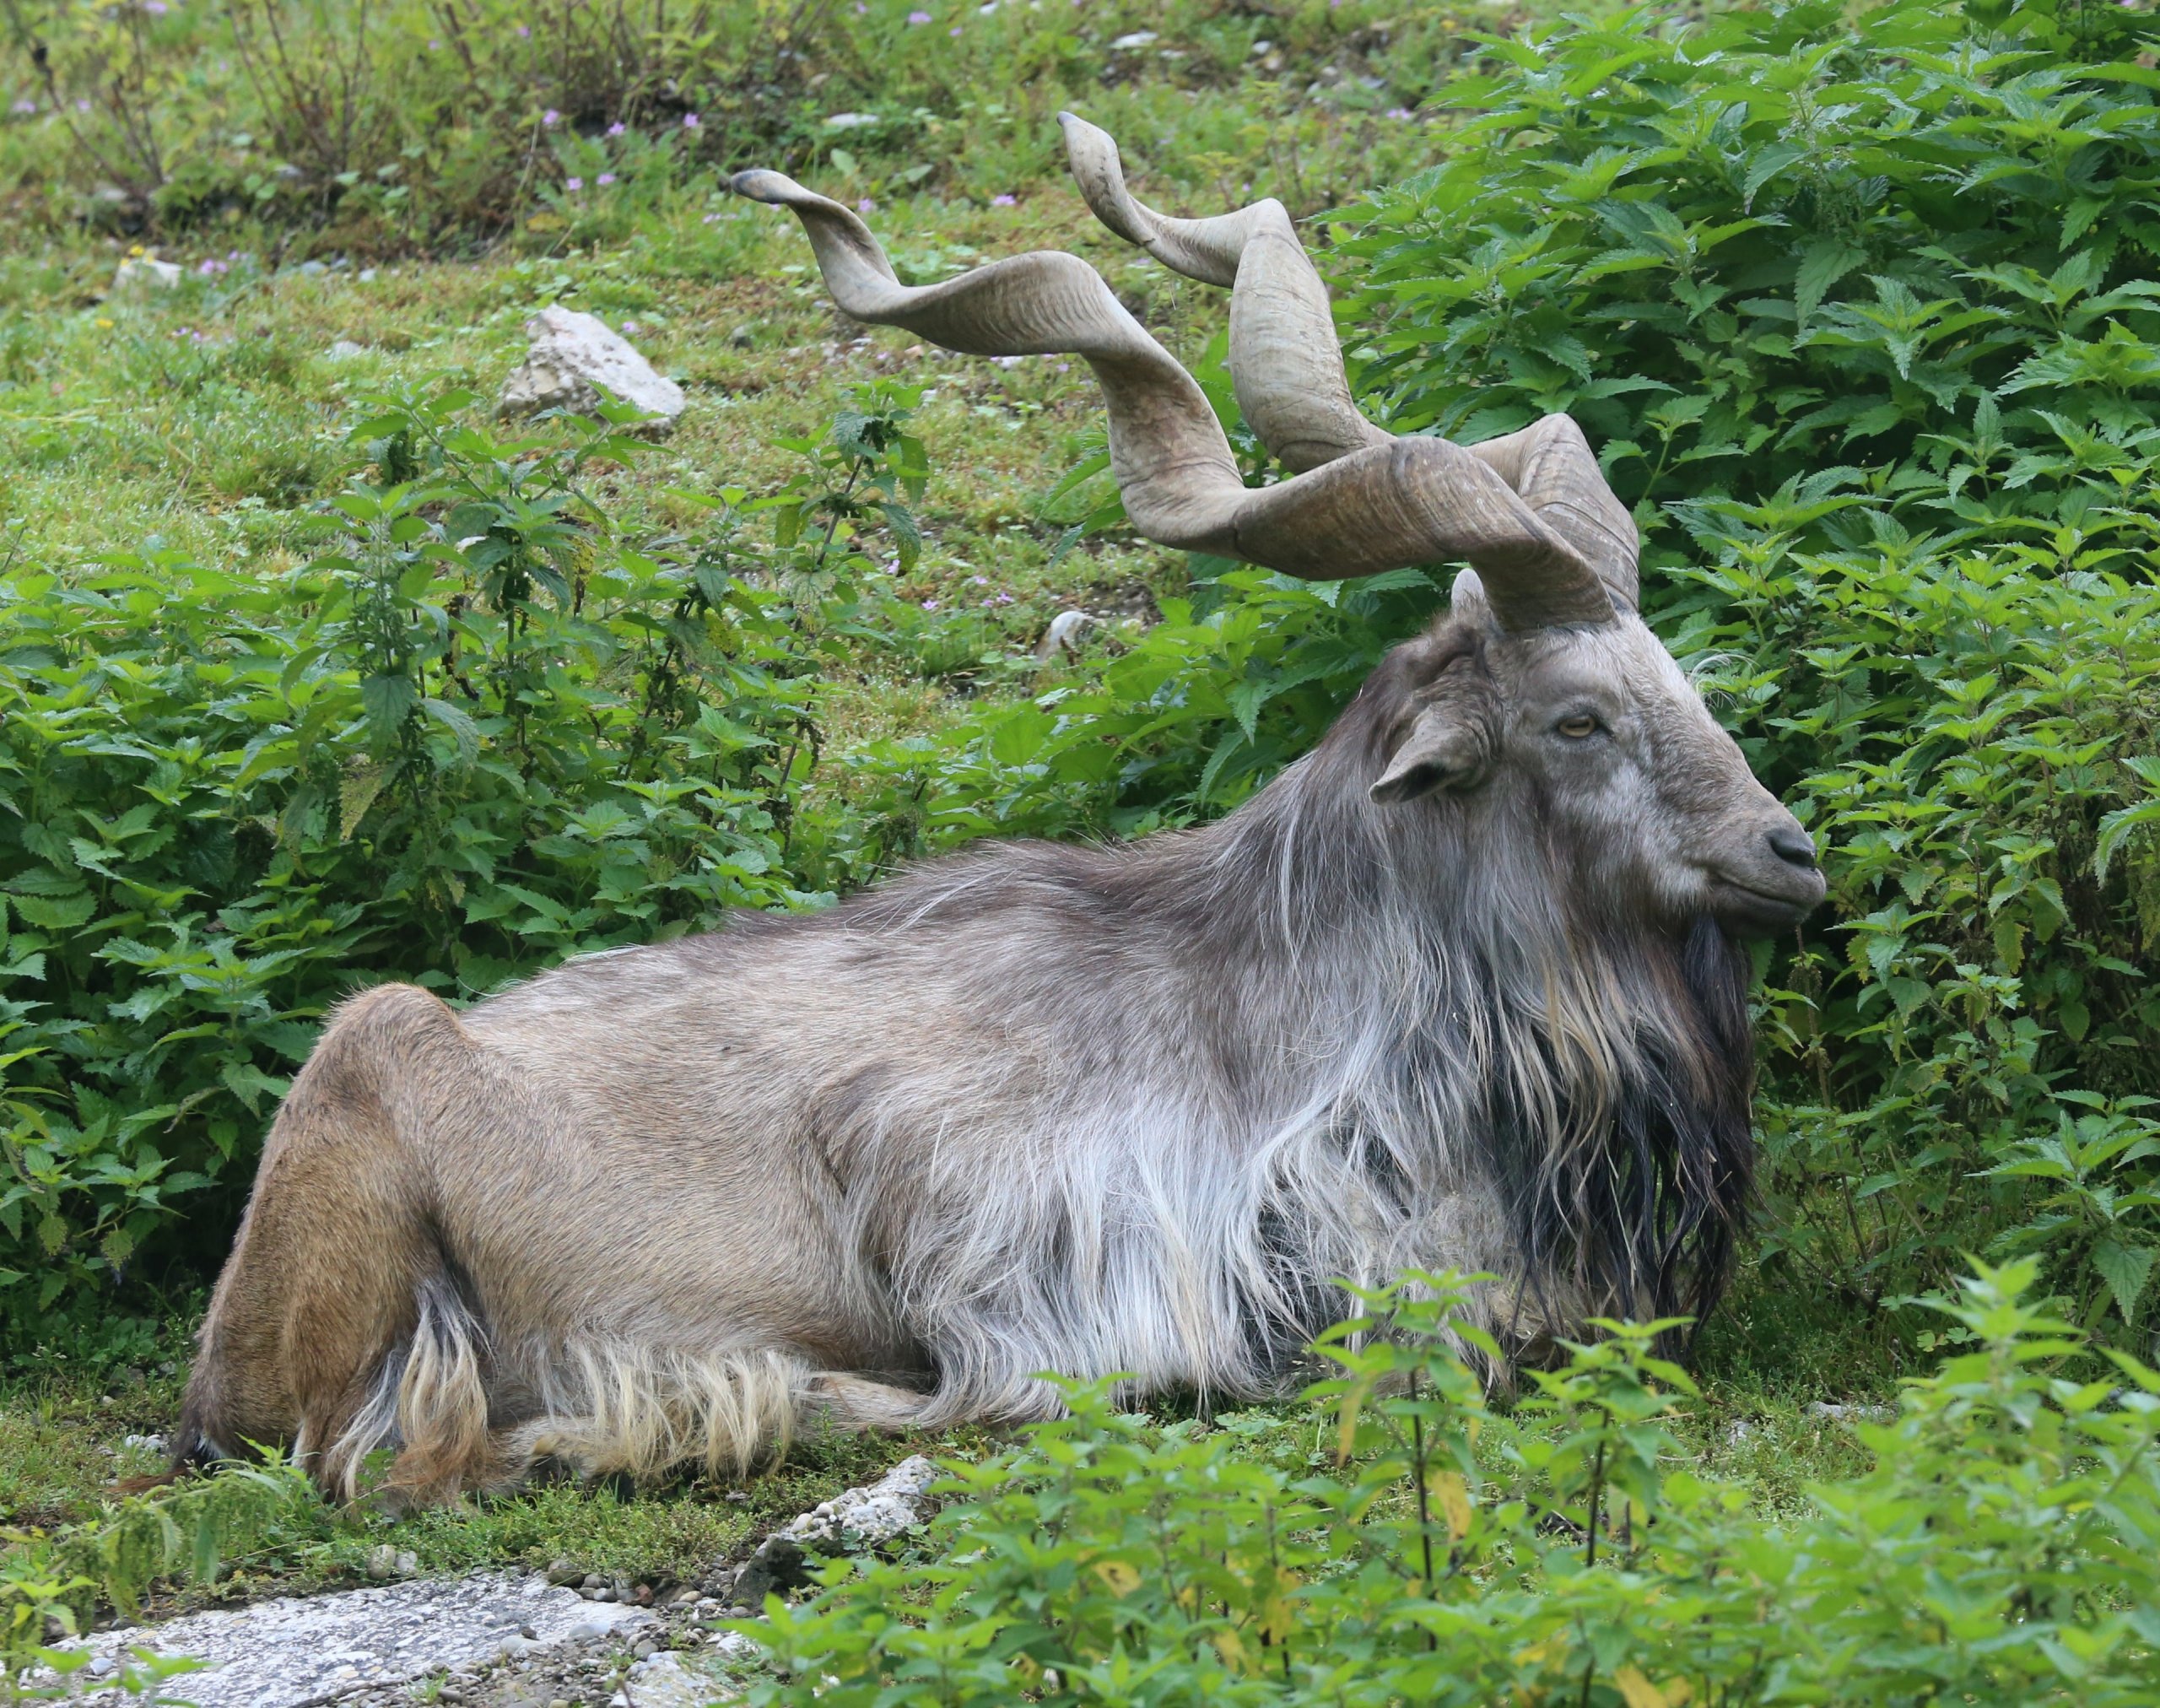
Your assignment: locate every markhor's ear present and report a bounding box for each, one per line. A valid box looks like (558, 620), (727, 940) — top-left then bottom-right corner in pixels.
(1369, 637), (1497, 805)
(1370, 705), (1494, 803)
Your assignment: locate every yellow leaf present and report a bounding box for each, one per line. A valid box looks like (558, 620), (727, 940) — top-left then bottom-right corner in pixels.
(526, 211), (565, 232)
(1092, 1559), (1140, 1597)
(1428, 1468), (1472, 1539)
(339, 761), (389, 841)
(1613, 1665), (1669, 1708)
(1212, 1629), (1250, 1673)
(95, 317), (114, 330)
(1336, 1374), (1374, 1464)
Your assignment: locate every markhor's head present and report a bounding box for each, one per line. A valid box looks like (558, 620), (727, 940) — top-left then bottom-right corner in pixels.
(737, 113), (1822, 944)
(1363, 597), (1822, 939)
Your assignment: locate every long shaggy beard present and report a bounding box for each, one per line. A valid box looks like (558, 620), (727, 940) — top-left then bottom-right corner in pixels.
(1488, 913), (1756, 1343)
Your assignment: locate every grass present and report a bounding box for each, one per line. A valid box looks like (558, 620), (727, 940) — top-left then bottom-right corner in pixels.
(0, 0), (1925, 1620)
(0, 1284), (1894, 1613)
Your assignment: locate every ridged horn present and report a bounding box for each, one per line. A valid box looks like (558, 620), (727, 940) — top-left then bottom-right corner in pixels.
(1058, 112), (1640, 613)
(731, 165), (1614, 632)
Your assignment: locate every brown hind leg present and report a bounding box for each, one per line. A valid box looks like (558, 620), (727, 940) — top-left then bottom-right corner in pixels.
(179, 985), (495, 1501)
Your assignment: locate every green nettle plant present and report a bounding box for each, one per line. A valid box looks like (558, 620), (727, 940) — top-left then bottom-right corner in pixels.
(740, 1262), (2160, 1706)
(1336, 0), (2160, 1329)
(0, 381), (929, 1328)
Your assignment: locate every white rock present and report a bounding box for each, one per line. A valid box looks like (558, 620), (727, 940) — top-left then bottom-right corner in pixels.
(122, 1432), (168, 1453)
(1110, 30), (1157, 49)
(326, 339), (367, 359)
(780, 1454), (938, 1549)
(111, 257), (181, 293)
(1035, 608), (1098, 661)
(48, 1571), (654, 1707)
(624, 1649), (741, 1707)
(1805, 1400), (1896, 1424)
(824, 111), (880, 128)
(498, 305), (684, 432)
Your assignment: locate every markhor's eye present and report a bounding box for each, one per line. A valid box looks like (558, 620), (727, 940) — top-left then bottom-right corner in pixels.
(1556, 714), (1601, 738)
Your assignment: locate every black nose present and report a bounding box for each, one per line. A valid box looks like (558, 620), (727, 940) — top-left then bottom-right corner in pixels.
(1767, 823), (1817, 869)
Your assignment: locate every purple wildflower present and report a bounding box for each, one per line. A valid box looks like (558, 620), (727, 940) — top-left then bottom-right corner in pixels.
(922, 599), (939, 611)
(991, 192), (1016, 207)
(8, 99), (33, 116)
(516, 22), (530, 35)
(565, 176), (583, 191)
(683, 112), (701, 128)
(907, 8), (931, 20)
(143, 1), (167, 14)
(429, 37), (442, 49)
(606, 121), (626, 137)
(858, 196), (876, 213)
(948, 23), (961, 33)
(597, 172), (616, 186)
(1385, 106), (1414, 121)
(543, 109), (560, 127)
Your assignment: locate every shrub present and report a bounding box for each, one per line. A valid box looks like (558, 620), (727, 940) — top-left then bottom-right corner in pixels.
(1328, 0), (2160, 1328)
(0, 383), (923, 1323)
(740, 1261), (2160, 1706)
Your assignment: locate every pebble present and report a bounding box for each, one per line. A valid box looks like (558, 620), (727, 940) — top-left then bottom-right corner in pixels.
(1806, 1400), (1896, 1424)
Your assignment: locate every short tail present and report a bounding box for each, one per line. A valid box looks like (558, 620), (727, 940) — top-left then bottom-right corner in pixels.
(321, 1272), (497, 1502)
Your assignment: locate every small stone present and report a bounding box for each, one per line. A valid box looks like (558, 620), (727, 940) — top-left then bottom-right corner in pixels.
(111, 256), (181, 294)
(87, 1657), (114, 1678)
(1036, 609), (1098, 662)
(365, 1543), (399, 1579)
(581, 1573), (606, 1589)
(1806, 1400), (1895, 1424)
(728, 1604), (750, 1619)
(122, 1431), (168, 1453)
(634, 1639), (658, 1659)
(327, 339), (367, 359)
(723, 1489), (749, 1503)
(519, 1624), (537, 1640)
(497, 306), (684, 433)
(593, 1586), (617, 1603)
(545, 1558), (583, 1586)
